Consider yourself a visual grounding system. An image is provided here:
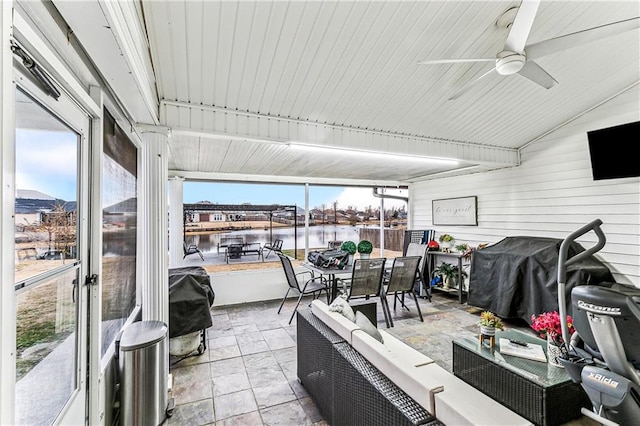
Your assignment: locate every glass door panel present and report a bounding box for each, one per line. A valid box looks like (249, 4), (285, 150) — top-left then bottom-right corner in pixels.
(14, 89), (78, 283)
(15, 267), (79, 425)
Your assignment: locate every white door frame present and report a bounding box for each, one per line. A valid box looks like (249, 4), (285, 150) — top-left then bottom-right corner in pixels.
(5, 9), (103, 424)
(13, 65), (92, 425)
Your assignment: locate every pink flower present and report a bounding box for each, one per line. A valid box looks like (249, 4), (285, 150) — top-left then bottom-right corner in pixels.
(530, 311), (574, 344)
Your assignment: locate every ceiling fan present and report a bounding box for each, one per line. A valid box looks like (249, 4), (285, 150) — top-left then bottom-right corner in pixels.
(418, 0), (640, 100)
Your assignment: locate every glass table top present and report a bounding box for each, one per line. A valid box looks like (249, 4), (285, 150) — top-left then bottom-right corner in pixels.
(454, 329), (573, 387)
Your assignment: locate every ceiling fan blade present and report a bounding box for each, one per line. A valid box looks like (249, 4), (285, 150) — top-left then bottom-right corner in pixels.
(418, 58), (493, 65)
(504, 0), (541, 53)
(517, 61), (557, 89)
(449, 67), (497, 100)
(526, 17), (640, 60)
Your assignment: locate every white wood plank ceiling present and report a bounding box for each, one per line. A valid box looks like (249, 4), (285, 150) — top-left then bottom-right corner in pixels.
(55, 0), (640, 184)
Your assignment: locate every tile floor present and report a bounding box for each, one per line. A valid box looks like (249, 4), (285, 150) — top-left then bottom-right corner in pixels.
(165, 291), (596, 425)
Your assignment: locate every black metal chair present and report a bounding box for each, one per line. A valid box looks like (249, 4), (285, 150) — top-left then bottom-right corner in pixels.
(340, 258), (391, 328)
(263, 238), (283, 259)
(405, 243), (431, 301)
(383, 256), (424, 327)
(183, 242), (204, 260)
(277, 253), (330, 324)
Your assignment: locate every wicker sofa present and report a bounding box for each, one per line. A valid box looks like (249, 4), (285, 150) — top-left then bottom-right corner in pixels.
(297, 300), (532, 426)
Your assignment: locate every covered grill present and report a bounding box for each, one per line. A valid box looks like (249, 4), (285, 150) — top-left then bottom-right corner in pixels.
(168, 267), (214, 357)
(467, 237), (613, 323)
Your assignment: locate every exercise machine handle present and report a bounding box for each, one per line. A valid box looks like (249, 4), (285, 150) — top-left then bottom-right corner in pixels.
(557, 219), (606, 347)
(558, 219), (606, 283)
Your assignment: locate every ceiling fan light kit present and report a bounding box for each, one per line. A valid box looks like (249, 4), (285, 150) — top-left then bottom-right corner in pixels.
(495, 51), (526, 75)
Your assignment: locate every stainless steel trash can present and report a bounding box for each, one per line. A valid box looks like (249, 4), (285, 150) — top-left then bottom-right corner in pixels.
(119, 320), (168, 426)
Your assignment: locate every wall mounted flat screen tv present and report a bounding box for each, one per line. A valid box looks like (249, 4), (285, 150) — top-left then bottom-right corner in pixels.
(587, 121), (640, 180)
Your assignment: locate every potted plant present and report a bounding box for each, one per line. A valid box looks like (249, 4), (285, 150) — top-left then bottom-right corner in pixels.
(357, 240), (373, 259)
(439, 234), (454, 251)
(455, 242), (468, 253)
(432, 262), (468, 289)
(341, 241), (357, 265)
(531, 311), (575, 367)
(478, 311), (504, 336)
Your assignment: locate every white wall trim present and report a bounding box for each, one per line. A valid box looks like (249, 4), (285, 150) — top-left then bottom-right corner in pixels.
(170, 170), (406, 187)
(1, 1), (17, 422)
(161, 100), (519, 168)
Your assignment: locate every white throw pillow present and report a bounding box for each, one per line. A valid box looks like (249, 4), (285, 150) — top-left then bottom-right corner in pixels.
(355, 311), (383, 343)
(328, 294), (356, 322)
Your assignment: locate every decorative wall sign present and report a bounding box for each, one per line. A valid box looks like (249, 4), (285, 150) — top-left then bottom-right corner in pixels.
(432, 196), (477, 226)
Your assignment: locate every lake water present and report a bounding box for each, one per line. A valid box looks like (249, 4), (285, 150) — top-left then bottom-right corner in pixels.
(187, 224), (376, 253)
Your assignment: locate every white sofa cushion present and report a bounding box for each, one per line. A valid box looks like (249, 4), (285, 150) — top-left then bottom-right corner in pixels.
(311, 300), (359, 344)
(410, 367), (532, 425)
(378, 330), (434, 367)
(434, 389), (532, 426)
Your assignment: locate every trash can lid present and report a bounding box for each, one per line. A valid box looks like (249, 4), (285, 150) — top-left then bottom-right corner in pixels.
(120, 320), (168, 351)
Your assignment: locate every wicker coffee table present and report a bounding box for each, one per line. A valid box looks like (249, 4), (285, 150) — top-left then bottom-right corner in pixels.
(452, 329), (590, 426)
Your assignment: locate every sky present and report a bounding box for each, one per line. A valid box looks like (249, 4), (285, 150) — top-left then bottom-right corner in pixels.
(16, 129), (78, 201)
(184, 182), (407, 211)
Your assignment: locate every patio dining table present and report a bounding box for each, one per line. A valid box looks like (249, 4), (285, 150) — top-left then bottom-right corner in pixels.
(225, 242), (263, 263)
(301, 262), (353, 303)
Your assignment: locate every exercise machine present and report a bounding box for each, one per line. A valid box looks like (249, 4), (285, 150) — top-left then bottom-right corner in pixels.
(557, 219), (640, 425)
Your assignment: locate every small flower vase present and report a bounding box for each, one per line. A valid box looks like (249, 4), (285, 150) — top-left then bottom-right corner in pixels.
(479, 325), (496, 348)
(348, 254), (354, 265)
(480, 325), (496, 337)
(359, 253), (370, 260)
(546, 335), (564, 368)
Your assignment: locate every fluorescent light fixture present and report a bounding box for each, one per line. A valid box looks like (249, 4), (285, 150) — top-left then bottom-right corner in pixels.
(287, 142), (459, 166)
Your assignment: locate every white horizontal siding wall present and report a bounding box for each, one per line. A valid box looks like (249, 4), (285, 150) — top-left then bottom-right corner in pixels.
(410, 87), (640, 287)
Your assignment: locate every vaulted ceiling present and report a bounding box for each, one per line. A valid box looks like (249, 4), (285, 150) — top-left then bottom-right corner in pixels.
(54, 0), (640, 186)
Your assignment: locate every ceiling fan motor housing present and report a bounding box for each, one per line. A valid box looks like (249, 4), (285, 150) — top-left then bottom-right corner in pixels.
(495, 51), (526, 75)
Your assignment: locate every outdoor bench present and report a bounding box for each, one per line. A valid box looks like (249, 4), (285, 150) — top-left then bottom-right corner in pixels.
(297, 300), (532, 426)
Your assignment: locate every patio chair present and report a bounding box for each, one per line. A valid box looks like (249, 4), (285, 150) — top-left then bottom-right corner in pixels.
(263, 238), (283, 259)
(183, 242), (204, 260)
(383, 256), (424, 327)
(277, 252), (330, 324)
(405, 243), (431, 301)
(340, 258), (391, 328)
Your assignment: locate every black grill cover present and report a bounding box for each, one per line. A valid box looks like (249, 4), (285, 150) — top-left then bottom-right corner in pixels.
(467, 237), (614, 324)
(168, 267), (214, 338)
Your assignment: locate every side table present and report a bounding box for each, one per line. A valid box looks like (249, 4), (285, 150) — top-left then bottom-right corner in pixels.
(452, 329), (590, 425)
(426, 251), (466, 303)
